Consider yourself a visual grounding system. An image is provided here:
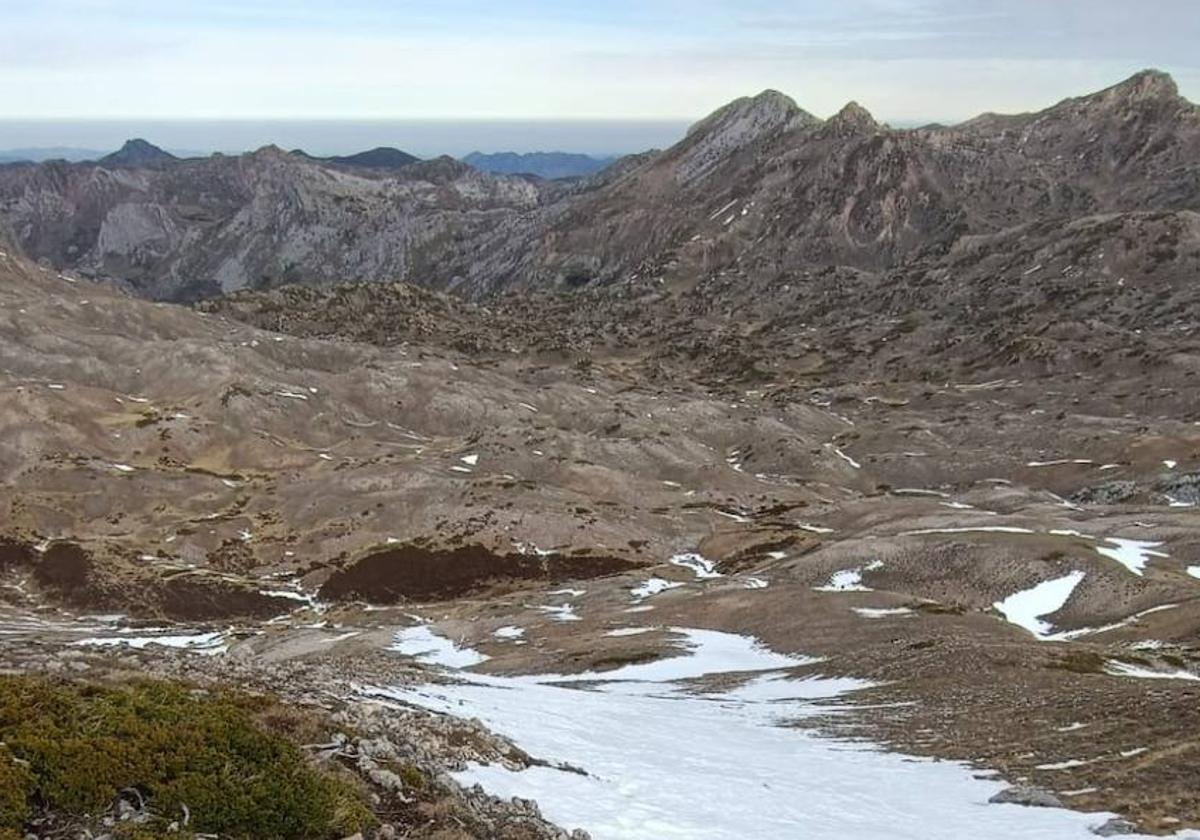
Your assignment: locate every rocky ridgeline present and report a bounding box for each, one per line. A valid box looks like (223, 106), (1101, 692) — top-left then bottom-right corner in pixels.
(1, 71), (1197, 303)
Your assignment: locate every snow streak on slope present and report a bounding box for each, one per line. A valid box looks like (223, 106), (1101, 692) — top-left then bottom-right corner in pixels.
(368, 627), (1171, 840)
(993, 571), (1086, 639)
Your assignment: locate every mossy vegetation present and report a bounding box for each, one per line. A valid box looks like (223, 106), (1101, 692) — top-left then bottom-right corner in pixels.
(0, 676), (374, 839)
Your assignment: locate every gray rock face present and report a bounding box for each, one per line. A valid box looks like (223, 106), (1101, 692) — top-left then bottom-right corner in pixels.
(1157, 473), (1200, 504)
(1071, 481), (1139, 506)
(1091, 817), (1140, 836)
(0, 148), (544, 301)
(988, 785), (1064, 809)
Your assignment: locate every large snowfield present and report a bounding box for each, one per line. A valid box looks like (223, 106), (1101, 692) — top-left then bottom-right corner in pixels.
(369, 626), (1199, 840)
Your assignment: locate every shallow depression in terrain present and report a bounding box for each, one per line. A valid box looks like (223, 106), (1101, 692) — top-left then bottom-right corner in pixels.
(366, 627), (1183, 840)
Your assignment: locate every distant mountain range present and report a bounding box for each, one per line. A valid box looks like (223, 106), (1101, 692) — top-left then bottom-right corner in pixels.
(0, 70), (1196, 304)
(292, 146), (421, 170)
(462, 151), (616, 179)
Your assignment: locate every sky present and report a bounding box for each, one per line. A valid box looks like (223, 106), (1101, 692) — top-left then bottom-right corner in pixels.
(1, 1), (1198, 153)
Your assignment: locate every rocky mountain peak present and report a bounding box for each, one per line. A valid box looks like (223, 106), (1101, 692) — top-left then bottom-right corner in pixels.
(1063, 68), (1187, 118)
(686, 89), (816, 140)
(824, 101), (879, 135)
(672, 90), (818, 183)
(1110, 68), (1180, 101)
(99, 138), (176, 167)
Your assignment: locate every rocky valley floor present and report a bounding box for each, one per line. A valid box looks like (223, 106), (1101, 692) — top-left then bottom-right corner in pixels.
(1, 246), (1199, 837)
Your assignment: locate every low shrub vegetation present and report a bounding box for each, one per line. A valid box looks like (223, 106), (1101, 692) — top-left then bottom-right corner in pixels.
(0, 676), (373, 839)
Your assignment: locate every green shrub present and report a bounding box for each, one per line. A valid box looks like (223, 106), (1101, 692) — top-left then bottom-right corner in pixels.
(0, 676), (374, 839)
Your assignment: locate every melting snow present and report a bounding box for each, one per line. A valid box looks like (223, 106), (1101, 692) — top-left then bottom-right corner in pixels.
(537, 604), (581, 622)
(606, 627), (653, 637)
(798, 523), (835, 534)
(901, 526), (1035, 536)
(75, 631), (226, 655)
(668, 553), (722, 579)
(993, 571), (1086, 639)
(1095, 538), (1167, 577)
(743, 577), (769, 590)
(828, 445), (861, 469)
(1105, 661), (1200, 682)
(392, 625), (490, 669)
(363, 627), (1156, 840)
(1036, 759), (1090, 771)
(853, 607), (914, 619)
(494, 626), (526, 640)
(630, 578), (684, 600)
(815, 568), (871, 593)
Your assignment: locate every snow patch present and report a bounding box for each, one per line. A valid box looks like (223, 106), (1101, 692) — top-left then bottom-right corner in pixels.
(1095, 538), (1167, 577)
(669, 552), (722, 579)
(993, 571), (1086, 639)
(392, 625), (490, 669)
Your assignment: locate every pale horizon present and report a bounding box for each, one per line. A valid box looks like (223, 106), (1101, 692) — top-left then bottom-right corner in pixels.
(4, 1), (1198, 128)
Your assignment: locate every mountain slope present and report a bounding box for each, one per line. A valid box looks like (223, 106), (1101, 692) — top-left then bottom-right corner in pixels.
(0, 71), (1197, 303)
(0, 146), (543, 300)
(472, 70), (1200, 294)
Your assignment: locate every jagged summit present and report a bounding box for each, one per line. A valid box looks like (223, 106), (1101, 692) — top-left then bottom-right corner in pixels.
(99, 139), (176, 167)
(1107, 68), (1180, 100)
(686, 89), (816, 139)
(672, 90), (818, 183)
(823, 101), (879, 135)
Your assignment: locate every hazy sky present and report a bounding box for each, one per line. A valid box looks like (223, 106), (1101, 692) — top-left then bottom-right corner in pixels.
(3, 0), (1199, 124)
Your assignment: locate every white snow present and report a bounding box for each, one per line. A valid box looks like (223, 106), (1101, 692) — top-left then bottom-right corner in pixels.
(1189, 566), (1200, 580)
(1164, 460), (1178, 469)
(461, 453), (479, 466)
(537, 604), (581, 623)
(1095, 538), (1167, 576)
(275, 390), (309, 400)
(798, 523), (835, 534)
(362, 626), (1161, 840)
(1026, 459), (1093, 467)
(815, 568), (871, 593)
(1105, 661), (1200, 682)
(110, 463), (135, 473)
(1036, 759), (1089, 771)
(75, 631), (226, 654)
(630, 578), (683, 600)
(319, 631), (361, 643)
(853, 607), (914, 619)
(259, 588), (316, 605)
(743, 577), (769, 589)
(900, 526), (1036, 536)
(494, 626), (526, 640)
(605, 627), (653, 637)
(828, 445), (861, 469)
(992, 571), (1086, 639)
(668, 552), (722, 579)
(391, 625), (490, 669)
(548, 588), (587, 597)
